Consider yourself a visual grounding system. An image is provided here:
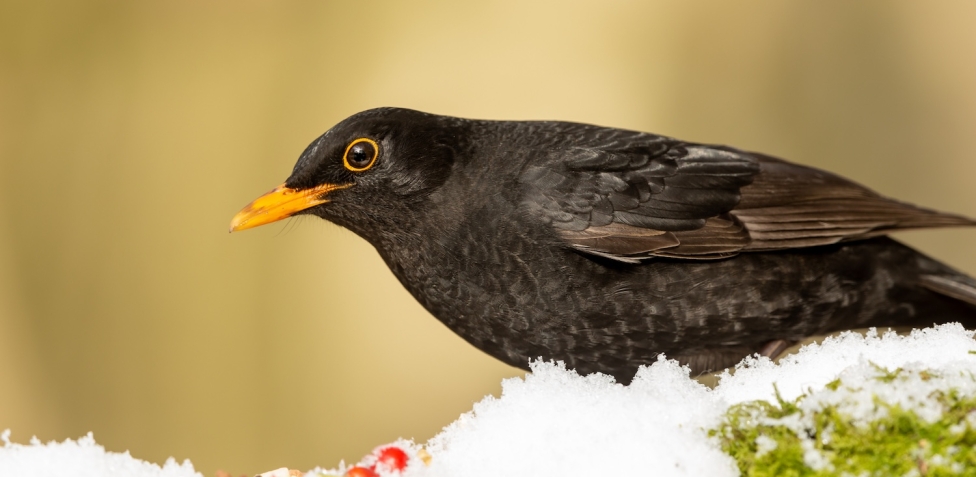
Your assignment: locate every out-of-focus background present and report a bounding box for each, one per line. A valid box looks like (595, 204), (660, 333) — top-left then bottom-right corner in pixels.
(1, 0), (974, 474)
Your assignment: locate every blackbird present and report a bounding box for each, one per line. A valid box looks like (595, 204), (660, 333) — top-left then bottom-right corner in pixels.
(231, 107), (976, 383)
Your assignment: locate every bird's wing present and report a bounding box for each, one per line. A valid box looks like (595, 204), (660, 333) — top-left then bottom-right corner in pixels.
(734, 153), (975, 251)
(520, 137), (975, 263)
(519, 137), (759, 262)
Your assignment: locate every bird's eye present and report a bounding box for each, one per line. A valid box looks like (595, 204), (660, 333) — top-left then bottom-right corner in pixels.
(343, 138), (379, 172)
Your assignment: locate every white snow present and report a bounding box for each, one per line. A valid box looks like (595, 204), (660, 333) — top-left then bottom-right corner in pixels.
(753, 434), (777, 458)
(0, 430), (201, 477)
(410, 323), (976, 477)
(714, 324), (976, 405)
(418, 357), (739, 477)
(5, 323), (976, 477)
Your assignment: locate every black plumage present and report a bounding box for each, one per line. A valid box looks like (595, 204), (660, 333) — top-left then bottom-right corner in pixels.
(231, 107), (976, 383)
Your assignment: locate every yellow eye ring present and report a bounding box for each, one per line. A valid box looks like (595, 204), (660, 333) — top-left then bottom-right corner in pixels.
(343, 138), (380, 172)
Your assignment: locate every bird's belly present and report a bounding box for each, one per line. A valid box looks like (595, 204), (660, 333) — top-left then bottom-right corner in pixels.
(384, 236), (932, 378)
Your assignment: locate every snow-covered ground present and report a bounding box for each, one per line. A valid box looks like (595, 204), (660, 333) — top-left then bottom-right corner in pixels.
(0, 431), (201, 477)
(4, 324), (976, 477)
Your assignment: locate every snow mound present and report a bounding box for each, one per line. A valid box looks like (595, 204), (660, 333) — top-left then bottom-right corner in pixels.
(6, 324), (976, 477)
(715, 324), (976, 405)
(0, 431), (201, 477)
(408, 323), (976, 477)
(420, 357), (738, 477)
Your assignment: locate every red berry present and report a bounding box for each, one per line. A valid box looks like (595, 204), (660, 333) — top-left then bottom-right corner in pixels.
(373, 446), (408, 473)
(344, 466), (377, 477)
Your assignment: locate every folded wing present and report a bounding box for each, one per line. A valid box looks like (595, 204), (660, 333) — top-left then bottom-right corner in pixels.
(519, 134), (974, 263)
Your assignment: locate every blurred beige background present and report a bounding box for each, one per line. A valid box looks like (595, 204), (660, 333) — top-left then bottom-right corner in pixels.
(1, 0), (975, 475)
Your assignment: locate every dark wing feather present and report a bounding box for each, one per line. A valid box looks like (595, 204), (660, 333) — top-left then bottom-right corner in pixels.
(519, 130), (976, 262)
(520, 133), (758, 261)
(734, 154), (976, 251)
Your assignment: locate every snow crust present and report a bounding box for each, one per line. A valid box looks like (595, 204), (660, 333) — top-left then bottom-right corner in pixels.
(413, 323), (976, 477)
(715, 324), (976, 405)
(420, 357), (738, 477)
(0, 431), (201, 477)
(5, 324), (976, 477)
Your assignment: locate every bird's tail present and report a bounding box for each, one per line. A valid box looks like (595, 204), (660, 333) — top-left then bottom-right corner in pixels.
(920, 274), (976, 308)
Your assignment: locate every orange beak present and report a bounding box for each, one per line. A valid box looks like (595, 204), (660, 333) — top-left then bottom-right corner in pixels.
(229, 182), (351, 232)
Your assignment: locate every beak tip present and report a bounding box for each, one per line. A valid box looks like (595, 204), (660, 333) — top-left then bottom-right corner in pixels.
(229, 182), (341, 233)
(228, 216), (249, 233)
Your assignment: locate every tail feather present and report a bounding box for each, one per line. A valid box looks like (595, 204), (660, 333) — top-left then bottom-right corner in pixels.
(920, 274), (976, 308)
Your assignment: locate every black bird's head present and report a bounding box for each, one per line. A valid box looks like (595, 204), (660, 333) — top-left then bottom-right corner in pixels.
(230, 108), (465, 240)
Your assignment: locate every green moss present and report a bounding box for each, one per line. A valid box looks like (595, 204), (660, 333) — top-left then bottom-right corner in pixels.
(712, 367), (976, 476)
